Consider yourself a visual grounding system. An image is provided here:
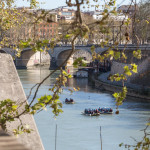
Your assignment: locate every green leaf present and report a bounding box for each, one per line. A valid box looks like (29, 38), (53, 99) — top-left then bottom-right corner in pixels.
(146, 123), (150, 126)
(123, 86), (127, 93)
(91, 45), (95, 53)
(133, 50), (141, 59)
(108, 50), (114, 56)
(68, 74), (72, 78)
(12, 105), (18, 110)
(113, 92), (119, 98)
(104, 9), (108, 13)
(131, 64), (138, 73)
(119, 143), (123, 147)
(114, 52), (120, 60)
(43, 39), (49, 44)
(146, 20), (149, 24)
(62, 70), (67, 76)
(73, 57), (87, 68)
(65, 34), (73, 39)
(124, 66), (132, 76)
(122, 52), (127, 59)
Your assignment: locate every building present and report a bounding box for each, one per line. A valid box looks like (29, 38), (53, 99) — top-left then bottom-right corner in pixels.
(6, 8), (58, 43)
(92, 11), (103, 20)
(84, 10), (129, 44)
(117, 5), (138, 16)
(92, 10), (128, 21)
(55, 7), (76, 23)
(38, 21), (58, 40)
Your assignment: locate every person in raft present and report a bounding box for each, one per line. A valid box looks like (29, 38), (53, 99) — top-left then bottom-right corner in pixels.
(65, 98), (69, 102)
(70, 98), (73, 102)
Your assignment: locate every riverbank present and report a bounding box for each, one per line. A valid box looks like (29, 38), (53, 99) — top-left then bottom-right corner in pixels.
(91, 72), (150, 102)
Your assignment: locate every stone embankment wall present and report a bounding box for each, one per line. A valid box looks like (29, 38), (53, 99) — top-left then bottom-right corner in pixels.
(0, 53), (44, 150)
(111, 57), (150, 82)
(94, 76), (150, 102)
(0, 126), (30, 150)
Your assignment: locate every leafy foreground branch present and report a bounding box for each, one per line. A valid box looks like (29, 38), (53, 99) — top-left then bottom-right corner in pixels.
(0, 3), (149, 150)
(0, 32), (80, 134)
(0, 0), (85, 135)
(120, 126), (150, 150)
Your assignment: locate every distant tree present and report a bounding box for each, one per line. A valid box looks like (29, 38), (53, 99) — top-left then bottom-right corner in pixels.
(135, 0), (150, 44)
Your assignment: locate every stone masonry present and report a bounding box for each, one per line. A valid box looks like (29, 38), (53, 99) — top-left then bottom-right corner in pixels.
(0, 53), (44, 150)
(111, 57), (150, 82)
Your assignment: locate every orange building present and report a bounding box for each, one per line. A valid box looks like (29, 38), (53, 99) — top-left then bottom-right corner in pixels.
(37, 22), (58, 40)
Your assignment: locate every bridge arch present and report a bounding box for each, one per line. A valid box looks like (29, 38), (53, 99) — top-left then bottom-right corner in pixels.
(56, 49), (92, 67)
(16, 49), (51, 69)
(0, 48), (16, 56)
(0, 49), (7, 53)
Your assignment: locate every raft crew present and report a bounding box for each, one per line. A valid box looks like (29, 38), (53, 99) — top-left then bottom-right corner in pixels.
(84, 108), (100, 115)
(65, 98), (74, 103)
(70, 98), (73, 102)
(98, 107), (113, 113)
(65, 98), (69, 102)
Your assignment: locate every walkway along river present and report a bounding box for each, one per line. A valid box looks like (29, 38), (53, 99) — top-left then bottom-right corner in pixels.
(18, 69), (150, 150)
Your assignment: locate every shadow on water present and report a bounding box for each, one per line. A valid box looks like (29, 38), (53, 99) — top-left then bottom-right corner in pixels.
(67, 78), (99, 93)
(67, 77), (150, 111)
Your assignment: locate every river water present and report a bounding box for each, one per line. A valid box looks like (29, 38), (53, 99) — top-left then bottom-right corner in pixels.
(17, 69), (150, 150)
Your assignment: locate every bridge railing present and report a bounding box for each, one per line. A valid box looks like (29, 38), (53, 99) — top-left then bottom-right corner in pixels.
(53, 44), (150, 48)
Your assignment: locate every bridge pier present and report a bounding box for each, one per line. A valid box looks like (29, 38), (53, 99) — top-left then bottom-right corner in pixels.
(49, 57), (58, 70)
(16, 50), (51, 69)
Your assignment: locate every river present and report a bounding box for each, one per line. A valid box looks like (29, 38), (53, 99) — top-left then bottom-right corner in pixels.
(17, 69), (150, 150)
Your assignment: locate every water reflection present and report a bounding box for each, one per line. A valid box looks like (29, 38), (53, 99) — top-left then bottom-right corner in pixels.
(17, 69), (60, 85)
(67, 78), (95, 93)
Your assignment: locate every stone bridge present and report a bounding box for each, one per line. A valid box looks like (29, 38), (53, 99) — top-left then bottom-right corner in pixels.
(0, 45), (150, 69)
(49, 45), (108, 69)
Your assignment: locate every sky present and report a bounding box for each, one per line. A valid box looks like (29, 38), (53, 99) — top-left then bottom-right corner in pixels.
(15, 0), (134, 10)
